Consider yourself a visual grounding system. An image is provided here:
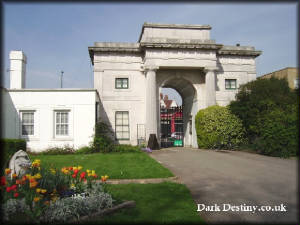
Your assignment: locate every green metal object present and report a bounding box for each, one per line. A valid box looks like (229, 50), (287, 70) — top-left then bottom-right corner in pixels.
(174, 140), (183, 146)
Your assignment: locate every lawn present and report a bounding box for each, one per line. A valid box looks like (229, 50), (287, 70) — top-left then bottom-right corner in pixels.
(92, 182), (204, 224)
(30, 152), (174, 179)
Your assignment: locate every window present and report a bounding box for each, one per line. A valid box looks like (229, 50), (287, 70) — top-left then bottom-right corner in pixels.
(21, 111), (34, 135)
(115, 78), (128, 89)
(115, 111), (130, 140)
(225, 79), (237, 90)
(294, 78), (299, 89)
(55, 111), (69, 136)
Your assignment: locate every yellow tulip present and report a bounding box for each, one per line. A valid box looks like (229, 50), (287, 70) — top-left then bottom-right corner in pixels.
(34, 173), (42, 179)
(36, 188), (41, 193)
(41, 189), (47, 194)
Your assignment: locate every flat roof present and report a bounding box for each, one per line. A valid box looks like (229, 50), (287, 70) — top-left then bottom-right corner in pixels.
(5, 88), (97, 92)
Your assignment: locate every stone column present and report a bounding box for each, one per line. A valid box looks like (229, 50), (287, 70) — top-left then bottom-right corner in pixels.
(145, 66), (159, 146)
(205, 67), (217, 107)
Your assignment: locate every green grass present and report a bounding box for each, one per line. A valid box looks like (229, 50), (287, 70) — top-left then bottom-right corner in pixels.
(30, 152), (173, 179)
(93, 182), (204, 224)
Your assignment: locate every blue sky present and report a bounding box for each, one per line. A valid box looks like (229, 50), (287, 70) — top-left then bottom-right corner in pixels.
(3, 2), (298, 104)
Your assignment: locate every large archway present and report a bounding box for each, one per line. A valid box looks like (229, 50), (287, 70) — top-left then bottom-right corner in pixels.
(157, 69), (200, 148)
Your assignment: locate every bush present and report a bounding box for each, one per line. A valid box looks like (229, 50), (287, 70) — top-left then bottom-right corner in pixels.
(229, 77), (296, 140)
(112, 144), (141, 153)
(195, 105), (246, 149)
(29, 146), (76, 155)
(75, 146), (95, 154)
(229, 77), (299, 157)
(93, 136), (114, 153)
(93, 121), (114, 153)
(0, 138), (26, 169)
(254, 106), (299, 158)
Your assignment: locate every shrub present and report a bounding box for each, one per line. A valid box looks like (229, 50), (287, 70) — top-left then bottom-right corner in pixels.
(253, 106), (299, 158)
(93, 121), (114, 153)
(75, 146), (95, 154)
(112, 144), (141, 153)
(229, 77), (296, 140)
(0, 138), (26, 170)
(93, 136), (114, 153)
(29, 146), (76, 155)
(229, 77), (299, 157)
(195, 105), (246, 149)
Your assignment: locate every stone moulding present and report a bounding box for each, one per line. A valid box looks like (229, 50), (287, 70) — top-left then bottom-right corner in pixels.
(218, 49), (262, 57)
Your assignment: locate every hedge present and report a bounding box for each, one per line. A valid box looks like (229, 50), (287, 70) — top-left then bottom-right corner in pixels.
(229, 77), (299, 157)
(1, 138), (27, 170)
(195, 105), (246, 150)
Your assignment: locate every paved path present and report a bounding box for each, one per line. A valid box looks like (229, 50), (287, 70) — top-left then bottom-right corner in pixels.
(150, 148), (298, 224)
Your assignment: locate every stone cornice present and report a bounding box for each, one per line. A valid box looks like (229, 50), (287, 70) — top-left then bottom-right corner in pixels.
(143, 22), (211, 30)
(140, 42), (223, 50)
(218, 46), (262, 57)
(218, 49), (262, 57)
(88, 45), (141, 65)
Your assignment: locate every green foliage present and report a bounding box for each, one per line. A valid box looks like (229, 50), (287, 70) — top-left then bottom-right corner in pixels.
(93, 121), (114, 153)
(112, 144), (141, 153)
(0, 138), (26, 170)
(93, 136), (114, 153)
(195, 105), (246, 149)
(229, 77), (296, 139)
(29, 146), (76, 155)
(229, 77), (299, 157)
(254, 106), (299, 158)
(75, 146), (95, 154)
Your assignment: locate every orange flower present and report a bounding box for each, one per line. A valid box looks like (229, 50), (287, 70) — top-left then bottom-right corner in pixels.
(101, 175), (109, 182)
(5, 168), (11, 175)
(29, 179), (38, 188)
(12, 173), (17, 179)
(16, 179), (22, 185)
(33, 197), (41, 202)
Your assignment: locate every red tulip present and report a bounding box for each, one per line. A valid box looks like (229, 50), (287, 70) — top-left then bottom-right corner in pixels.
(6, 186), (11, 192)
(14, 192), (19, 198)
(0, 176), (6, 186)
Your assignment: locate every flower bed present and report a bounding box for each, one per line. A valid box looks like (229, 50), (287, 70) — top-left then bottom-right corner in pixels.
(1, 159), (114, 223)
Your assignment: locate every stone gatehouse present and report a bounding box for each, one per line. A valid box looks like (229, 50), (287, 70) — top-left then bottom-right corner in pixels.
(89, 22), (261, 148)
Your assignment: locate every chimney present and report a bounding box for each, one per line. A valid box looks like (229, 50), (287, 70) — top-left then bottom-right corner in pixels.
(9, 51), (27, 89)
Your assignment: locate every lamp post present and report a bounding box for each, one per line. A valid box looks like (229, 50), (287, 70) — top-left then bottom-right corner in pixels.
(60, 71), (64, 88)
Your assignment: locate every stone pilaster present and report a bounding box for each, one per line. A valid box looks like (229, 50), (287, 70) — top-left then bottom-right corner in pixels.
(145, 66), (159, 143)
(205, 67), (217, 107)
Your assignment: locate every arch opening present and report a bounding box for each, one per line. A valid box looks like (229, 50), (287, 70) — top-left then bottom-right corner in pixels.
(159, 77), (197, 148)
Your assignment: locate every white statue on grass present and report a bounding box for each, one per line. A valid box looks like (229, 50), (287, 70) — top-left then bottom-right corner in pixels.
(9, 150), (32, 177)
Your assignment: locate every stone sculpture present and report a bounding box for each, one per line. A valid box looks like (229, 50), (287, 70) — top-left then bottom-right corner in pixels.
(9, 150), (32, 177)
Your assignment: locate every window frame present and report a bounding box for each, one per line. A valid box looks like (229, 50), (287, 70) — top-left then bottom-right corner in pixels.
(54, 110), (70, 137)
(115, 111), (130, 140)
(115, 78), (129, 89)
(225, 79), (237, 90)
(20, 110), (35, 136)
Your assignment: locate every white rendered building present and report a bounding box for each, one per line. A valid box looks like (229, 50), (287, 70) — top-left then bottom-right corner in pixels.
(88, 22), (261, 148)
(1, 51), (100, 152)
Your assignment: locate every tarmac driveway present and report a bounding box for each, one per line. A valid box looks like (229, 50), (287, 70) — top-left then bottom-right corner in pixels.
(150, 148), (298, 224)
